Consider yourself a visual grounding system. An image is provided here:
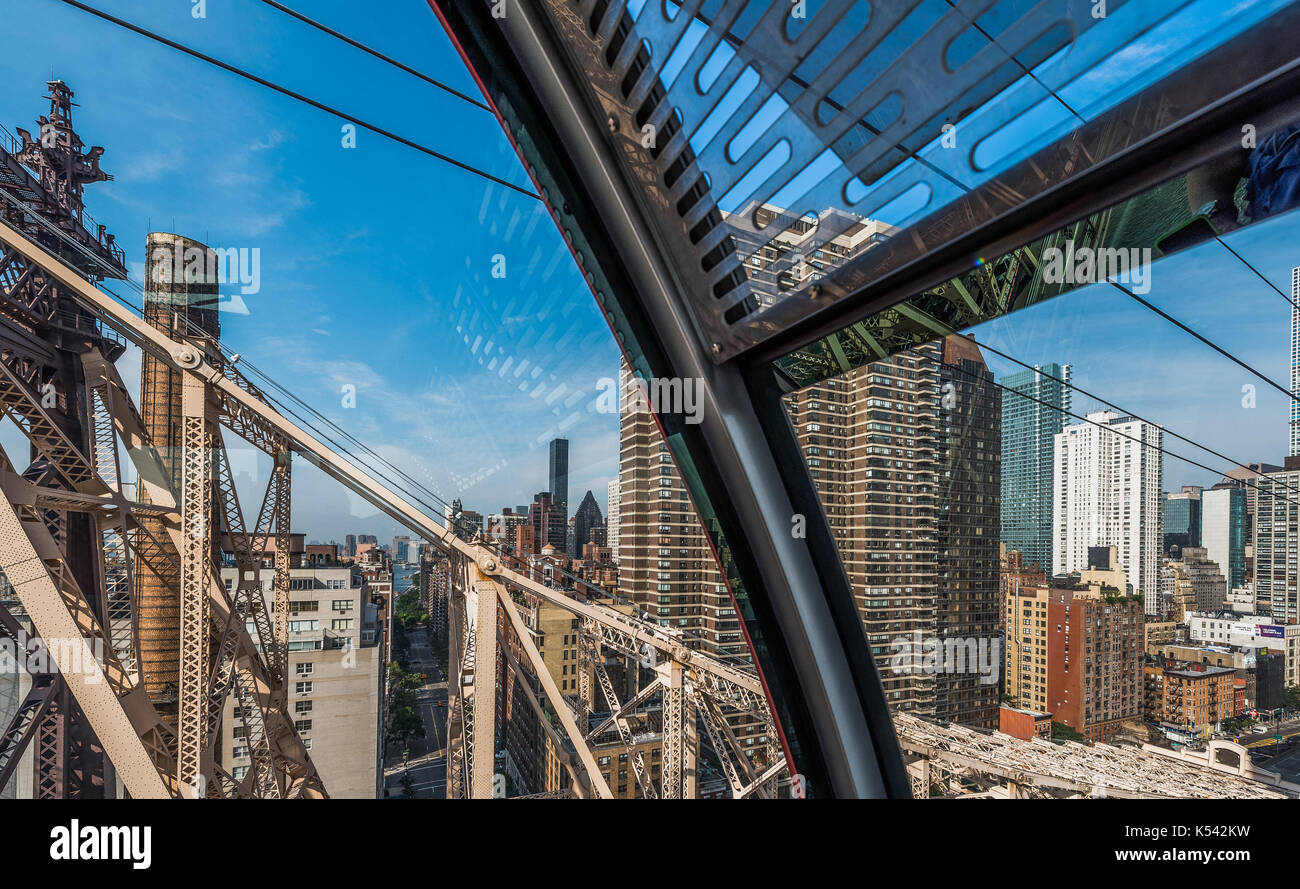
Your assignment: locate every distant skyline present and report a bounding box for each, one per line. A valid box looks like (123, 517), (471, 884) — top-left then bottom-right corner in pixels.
(0, 0), (621, 544)
(972, 208), (1300, 498)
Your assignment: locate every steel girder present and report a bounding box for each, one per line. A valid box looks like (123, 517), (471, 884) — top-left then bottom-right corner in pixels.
(0, 214), (769, 701)
(0, 214), (787, 798)
(431, 0), (1300, 799)
(0, 229), (326, 799)
(0, 477), (174, 796)
(431, 0), (892, 798)
(582, 632), (653, 799)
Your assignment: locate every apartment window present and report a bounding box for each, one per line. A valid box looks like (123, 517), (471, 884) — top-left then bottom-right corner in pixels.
(295, 681), (313, 695)
(294, 719), (312, 733)
(289, 620), (318, 633)
(326, 579), (346, 590)
(289, 600), (318, 612)
(232, 746), (248, 759)
(296, 662), (314, 676)
(232, 766), (249, 780)
(331, 618), (354, 631)
(332, 599), (353, 611)
(295, 700), (313, 714)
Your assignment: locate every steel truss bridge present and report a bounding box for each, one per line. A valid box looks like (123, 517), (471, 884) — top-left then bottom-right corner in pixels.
(0, 204), (796, 797)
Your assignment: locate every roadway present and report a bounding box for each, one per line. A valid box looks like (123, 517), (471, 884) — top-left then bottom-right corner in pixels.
(1230, 713), (1300, 749)
(382, 625), (449, 799)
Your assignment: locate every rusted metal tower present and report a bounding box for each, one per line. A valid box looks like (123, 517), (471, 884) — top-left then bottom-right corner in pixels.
(136, 233), (221, 706)
(0, 81), (127, 797)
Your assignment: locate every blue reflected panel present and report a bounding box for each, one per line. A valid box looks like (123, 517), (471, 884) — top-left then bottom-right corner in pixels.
(620, 0), (1297, 317)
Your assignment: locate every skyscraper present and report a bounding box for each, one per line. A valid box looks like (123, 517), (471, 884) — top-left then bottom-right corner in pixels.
(616, 363), (741, 661)
(1163, 486), (1202, 555)
(527, 491), (566, 553)
(1252, 460), (1300, 621)
(1201, 485), (1246, 592)
(572, 489), (603, 556)
(606, 478), (621, 563)
(1053, 411), (1164, 613)
(1219, 461), (1282, 546)
(1291, 266), (1300, 455)
(1000, 363), (1070, 575)
(934, 336), (1002, 728)
(784, 336), (1001, 728)
(549, 438), (569, 513)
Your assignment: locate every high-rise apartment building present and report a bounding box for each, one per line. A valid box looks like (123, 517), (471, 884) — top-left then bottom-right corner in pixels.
(614, 362), (766, 767)
(616, 364), (741, 660)
(420, 554), (450, 640)
(1254, 458), (1300, 621)
(786, 346), (937, 716)
(1053, 411), (1164, 614)
(217, 560), (383, 798)
(486, 508), (529, 551)
(606, 478), (621, 564)
(1161, 547), (1228, 622)
(1000, 363), (1070, 575)
(1201, 485), (1246, 591)
(549, 437), (569, 513)
(785, 336), (1001, 727)
(527, 491), (566, 553)
(1004, 584), (1051, 713)
(1291, 265), (1300, 456)
(933, 336), (1002, 728)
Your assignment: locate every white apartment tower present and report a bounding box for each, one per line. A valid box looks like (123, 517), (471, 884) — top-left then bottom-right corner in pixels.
(606, 478), (621, 564)
(1053, 411), (1164, 613)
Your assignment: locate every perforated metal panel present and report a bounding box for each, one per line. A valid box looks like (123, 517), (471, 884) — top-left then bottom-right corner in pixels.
(518, 0), (1297, 360)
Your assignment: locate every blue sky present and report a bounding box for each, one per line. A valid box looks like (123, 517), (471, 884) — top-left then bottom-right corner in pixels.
(2, 0), (1297, 544)
(972, 204), (1300, 492)
(0, 0), (624, 543)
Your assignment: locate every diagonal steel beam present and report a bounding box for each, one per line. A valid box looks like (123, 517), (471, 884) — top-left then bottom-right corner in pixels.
(0, 215), (763, 697)
(0, 675), (59, 792)
(496, 579), (612, 799)
(0, 474), (172, 797)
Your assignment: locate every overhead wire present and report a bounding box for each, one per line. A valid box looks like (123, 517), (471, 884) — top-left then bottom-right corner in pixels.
(52, 0), (538, 200)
